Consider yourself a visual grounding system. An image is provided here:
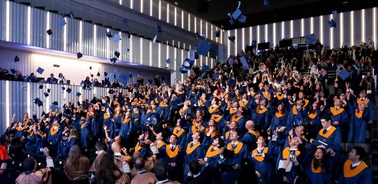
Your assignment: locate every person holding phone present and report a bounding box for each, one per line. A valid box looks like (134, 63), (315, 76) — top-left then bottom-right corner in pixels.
(277, 137), (305, 184)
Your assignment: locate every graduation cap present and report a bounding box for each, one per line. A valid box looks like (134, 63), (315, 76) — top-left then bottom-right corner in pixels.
(332, 10), (338, 18)
(108, 89), (115, 94)
(179, 67), (189, 74)
(304, 34), (316, 44)
(77, 52), (83, 59)
(36, 67), (44, 75)
(118, 74), (129, 84)
(195, 32), (200, 39)
(47, 89), (50, 93)
(113, 34), (121, 42)
(228, 35), (235, 42)
(44, 92), (49, 97)
(165, 58), (171, 64)
(69, 11), (74, 19)
(104, 72), (108, 77)
(114, 51), (120, 58)
(231, 1), (242, 20)
(10, 69), (16, 74)
(237, 15), (247, 23)
(328, 19), (337, 28)
(252, 40), (257, 47)
(110, 57), (117, 65)
(122, 18), (129, 25)
(14, 56), (20, 62)
(214, 30), (220, 37)
(60, 19), (66, 27)
(106, 31), (113, 38)
(46, 29), (52, 35)
(89, 66), (92, 70)
(61, 86), (65, 91)
(76, 92), (81, 97)
(196, 41), (211, 56)
(90, 74), (94, 78)
(33, 98), (43, 107)
(39, 84), (44, 89)
(202, 64), (209, 73)
(97, 72), (100, 77)
(156, 24), (162, 33)
(66, 88), (72, 93)
(50, 104), (58, 112)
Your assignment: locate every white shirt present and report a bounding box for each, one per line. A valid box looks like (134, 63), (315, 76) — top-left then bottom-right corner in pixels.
(193, 172), (201, 178)
(156, 179), (170, 184)
(352, 161), (362, 168)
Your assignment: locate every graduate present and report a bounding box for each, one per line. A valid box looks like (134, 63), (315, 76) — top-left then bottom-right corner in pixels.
(223, 121), (238, 144)
(313, 114), (342, 152)
(286, 99), (306, 131)
(330, 146), (372, 184)
(348, 102), (376, 143)
(270, 103), (287, 136)
(251, 136), (274, 184)
(156, 98), (171, 122)
(79, 112), (91, 150)
(307, 102), (322, 139)
(119, 111), (133, 148)
(231, 107), (247, 136)
(183, 132), (205, 182)
(164, 134), (183, 182)
(240, 120), (259, 152)
(252, 99), (271, 134)
(187, 116), (205, 143)
(303, 148), (333, 184)
(221, 131), (248, 184)
(24, 124), (36, 154)
(47, 119), (63, 158)
(210, 109), (226, 136)
(325, 99), (349, 140)
(203, 136), (225, 184)
(112, 105), (123, 139)
(208, 98), (221, 115)
(170, 119), (187, 149)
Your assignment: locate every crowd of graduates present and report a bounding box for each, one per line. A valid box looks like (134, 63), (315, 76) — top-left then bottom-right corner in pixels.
(0, 40), (377, 184)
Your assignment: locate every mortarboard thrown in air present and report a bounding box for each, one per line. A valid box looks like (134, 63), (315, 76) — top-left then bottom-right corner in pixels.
(240, 56), (249, 68)
(44, 92), (49, 97)
(195, 32), (200, 39)
(214, 30), (220, 37)
(89, 66), (92, 70)
(165, 58), (171, 64)
(34, 98), (43, 107)
(76, 92), (81, 97)
(106, 31), (113, 38)
(50, 102), (58, 111)
(108, 89), (115, 94)
(179, 67), (189, 74)
(156, 24), (163, 33)
(46, 29), (52, 35)
(118, 73), (129, 85)
(197, 41), (211, 56)
(304, 34), (317, 44)
(328, 19), (337, 28)
(228, 35), (235, 42)
(14, 56), (19, 62)
(39, 84), (44, 89)
(47, 89), (50, 93)
(97, 72), (100, 77)
(69, 11), (74, 19)
(104, 72), (108, 77)
(113, 34), (121, 42)
(227, 1), (246, 24)
(237, 15), (247, 23)
(110, 58), (117, 65)
(62, 86), (65, 91)
(36, 67), (44, 75)
(231, 1), (242, 20)
(77, 52), (83, 59)
(252, 40), (257, 47)
(66, 88), (72, 93)
(114, 51), (120, 58)
(60, 19), (66, 27)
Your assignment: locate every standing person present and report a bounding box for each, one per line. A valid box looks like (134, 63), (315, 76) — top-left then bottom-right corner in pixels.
(96, 154), (130, 184)
(183, 132), (205, 183)
(130, 157), (157, 184)
(251, 136), (274, 184)
(64, 145), (91, 184)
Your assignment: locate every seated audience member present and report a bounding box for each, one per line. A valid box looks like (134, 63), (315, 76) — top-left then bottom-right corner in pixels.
(130, 157), (157, 184)
(96, 153), (130, 184)
(93, 78), (102, 87)
(0, 136), (9, 182)
(46, 73), (57, 84)
(14, 70), (24, 81)
(63, 145), (90, 184)
(15, 148), (54, 184)
(57, 73), (67, 84)
(185, 159), (212, 184)
(153, 162), (180, 184)
(28, 73), (39, 82)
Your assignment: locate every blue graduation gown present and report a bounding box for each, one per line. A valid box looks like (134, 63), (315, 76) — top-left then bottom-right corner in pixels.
(24, 133), (36, 154)
(348, 109), (375, 143)
(79, 120), (91, 149)
(170, 127), (187, 149)
(286, 105), (306, 131)
(222, 142), (248, 184)
(240, 130), (259, 153)
(270, 112), (287, 134)
(338, 160), (372, 184)
(303, 155), (333, 184)
(251, 147), (274, 184)
(327, 107), (349, 131)
(231, 114), (247, 136)
(315, 126), (342, 152)
(252, 106), (271, 131)
(119, 117), (133, 145)
(47, 127), (62, 157)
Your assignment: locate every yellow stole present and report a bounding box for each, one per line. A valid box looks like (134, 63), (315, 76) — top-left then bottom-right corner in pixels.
(292, 106), (298, 115)
(191, 124), (204, 133)
(357, 98), (369, 106)
(239, 100), (248, 107)
(15, 127), (22, 131)
(343, 160), (368, 178)
(252, 147), (269, 162)
(211, 115), (223, 123)
(186, 142), (201, 154)
(248, 130), (260, 137)
(262, 92), (269, 99)
(209, 105), (219, 114)
(198, 99), (205, 106)
(114, 113), (121, 118)
(319, 126), (337, 139)
(50, 127), (59, 136)
(232, 115), (243, 122)
(205, 128), (217, 138)
(308, 111), (317, 119)
(159, 102), (168, 108)
(135, 142), (143, 152)
(131, 102), (137, 106)
(179, 106), (189, 115)
(312, 160), (322, 173)
(155, 141), (166, 149)
(276, 93), (284, 100)
(275, 112), (285, 118)
(330, 107), (344, 116)
(133, 108), (139, 115)
(81, 122), (87, 129)
(173, 127), (185, 137)
(303, 99), (309, 109)
(226, 142), (243, 156)
(23, 118), (30, 125)
(256, 107), (268, 114)
(104, 113), (110, 119)
(229, 108), (237, 114)
(225, 131), (230, 140)
(166, 145), (179, 158)
(206, 145), (221, 158)
(355, 109), (363, 118)
(282, 147), (300, 159)
(122, 117), (131, 124)
(113, 101), (120, 106)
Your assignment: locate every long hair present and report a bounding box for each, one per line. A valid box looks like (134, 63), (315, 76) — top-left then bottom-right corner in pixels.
(68, 128), (79, 142)
(96, 154), (121, 184)
(67, 145), (81, 167)
(312, 148), (326, 170)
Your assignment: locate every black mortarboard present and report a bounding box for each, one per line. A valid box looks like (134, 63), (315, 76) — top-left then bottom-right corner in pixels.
(36, 67), (44, 75)
(47, 89), (50, 93)
(228, 35), (235, 42)
(110, 58), (117, 65)
(89, 66), (92, 70)
(114, 51), (120, 58)
(214, 30), (220, 37)
(90, 74), (94, 77)
(33, 98), (43, 107)
(62, 86), (65, 90)
(76, 92), (81, 97)
(106, 31), (113, 38)
(328, 19), (337, 28)
(156, 24), (162, 33)
(14, 56), (20, 62)
(104, 72), (108, 77)
(66, 88), (72, 93)
(44, 92), (49, 97)
(52, 101), (58, 106)
(46, 29), (52, 35)
(39, 84), (43, 89)
(77, 52), (83, 59)
(108, 89), (115, 94)
(97, 72), (100, 77)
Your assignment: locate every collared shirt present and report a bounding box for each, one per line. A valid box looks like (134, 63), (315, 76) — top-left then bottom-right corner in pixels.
(156, 179), (170, 184)
(352, 161), (362, 168)
(96, 150), (104, 155)
(193, 172), (201, 178)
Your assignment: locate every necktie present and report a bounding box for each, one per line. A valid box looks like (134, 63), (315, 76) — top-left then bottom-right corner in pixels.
(323, 129), (328, 134)
(232, 143), (237, 149)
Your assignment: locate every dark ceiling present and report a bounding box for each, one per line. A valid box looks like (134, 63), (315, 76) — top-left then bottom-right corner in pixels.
(164, 0), (378, 30)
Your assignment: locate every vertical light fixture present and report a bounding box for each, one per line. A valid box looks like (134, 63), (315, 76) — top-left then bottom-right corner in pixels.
(27, 82), (31, 115)
(63, 17), (67, 51)
(106, 28), (110, 57)
(374, 8), (377, 48)
(130, 0), (134, 9)
(46, 12), (50, 48)
(188, 14), (191, 32)
(235, 30), (238, 54)
(194, 17), (197, 33)
(93, 25), (97, 56)
(150, 0), (153, 16)
(158, 43), (161, 68)
(129, 35), (133, 62)
(320, 15), (323, 44)
(242, 28), (245, 48)
(301, 18), (304, 36)
(249, 26), (252, 45)
(6, 0), (10, 42)
(340, 12), (344, 47)
(330, 14), (334, 49)
(27, 6), (31, 45)
(362, 9), (365, 43)
(140, 0), (143, 13)
(140, 38), (143, 64)
(158, 0), (161, 20)
(174, 7), (177, 26)
(181, 10), (184, 29)
(79, 21), (83, 52)
(290, 20), (293, 38)
(281, 21), (285, 39)
(167, 4), (170, 23)
(265, 24), (268, 43)
(257, 25), (260, 47)
(227, 32), (230, 55)
(149, 41), (152, 66)
(350, 11), (354, 46)
(310, 17), (314, 33)
(45, 84), (50, 112)
(119, 0), (122, 5)
(5, 81), (10, 128)
(273, 23), (276, 46)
